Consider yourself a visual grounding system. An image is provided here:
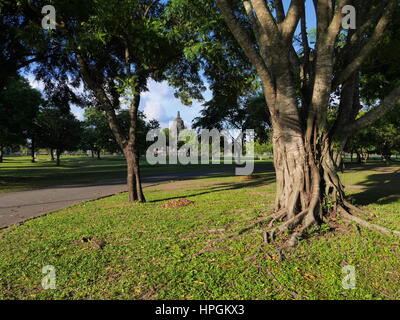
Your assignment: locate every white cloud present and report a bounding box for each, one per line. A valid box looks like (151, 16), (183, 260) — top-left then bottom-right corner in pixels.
(141, 80), (210, 129)
(25, 74), (210, 127)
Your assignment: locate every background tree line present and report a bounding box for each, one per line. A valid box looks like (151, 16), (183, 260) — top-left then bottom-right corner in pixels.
(0, 77), (159, 165)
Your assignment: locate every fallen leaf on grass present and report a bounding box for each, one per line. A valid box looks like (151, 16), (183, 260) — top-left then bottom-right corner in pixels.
(161, 199), (194, 209)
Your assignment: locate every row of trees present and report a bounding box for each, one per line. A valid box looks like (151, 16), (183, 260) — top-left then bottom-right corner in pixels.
(0, 0), (206, 202)
(0, 77), (158, 165)
(345, 109), (400, 163)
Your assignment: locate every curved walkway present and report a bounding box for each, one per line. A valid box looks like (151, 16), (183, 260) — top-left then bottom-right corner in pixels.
(0, 169), (232, 229)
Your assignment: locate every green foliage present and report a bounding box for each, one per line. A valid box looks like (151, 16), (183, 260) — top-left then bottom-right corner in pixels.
(193, 91), (271, 145)
(81, 108), (160, 156)
(0, 0), (49, 89)
(35, 106), (82, 154)
(370, 108), (400, 159)
(81, 108), (119, 155)
(0, 77), (42, 147)
(168, 0), (260, 124)
(346, 108), (400, 160)
(28, 0), (205, 110)
(360, 3), (400, 103)
(253, 140), (273, 155)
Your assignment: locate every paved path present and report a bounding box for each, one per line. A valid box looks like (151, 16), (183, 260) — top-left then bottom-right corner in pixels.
(0, 169), (233, 229)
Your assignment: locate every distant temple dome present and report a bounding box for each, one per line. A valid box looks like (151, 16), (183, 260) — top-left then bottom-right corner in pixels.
(170, 111), (186, 136)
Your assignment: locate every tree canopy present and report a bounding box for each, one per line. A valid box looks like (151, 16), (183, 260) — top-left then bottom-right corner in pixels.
(0, 77), (42, 161)
(35, 105), (82, 165)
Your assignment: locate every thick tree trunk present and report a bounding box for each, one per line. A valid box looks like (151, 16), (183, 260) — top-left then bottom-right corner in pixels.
(124, 146), (145, 203)
(97, 150), (101, 160)
(270, 128), (346, 246)
(215, 0), (400, 247)
(50, 149), (55, 161)
(0, 146), (4, 163)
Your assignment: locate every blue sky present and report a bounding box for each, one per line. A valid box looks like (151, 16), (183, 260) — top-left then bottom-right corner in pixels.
(26, 0), (317, 130)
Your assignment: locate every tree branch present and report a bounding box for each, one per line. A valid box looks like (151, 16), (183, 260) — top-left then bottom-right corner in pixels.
(251, 0), (279, 39)
(243, 1), (262, 41)
(343, 85), (400, 135)
(324, 0), (349, 45)
(281, 0), (302, 39)
(75, 52), (127, 148)
(333, 0), (397, 87)
(215, 0), (275, 99)
(346, 1), (387, 48)
(273, 0), (285, 23)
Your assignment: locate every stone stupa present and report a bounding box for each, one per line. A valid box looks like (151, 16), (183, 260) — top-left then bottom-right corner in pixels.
(170, 111), (186, 136)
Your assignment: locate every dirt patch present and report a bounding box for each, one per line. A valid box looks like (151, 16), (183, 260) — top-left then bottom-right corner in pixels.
(240, 174), (261, 181)
(161, 198), (194, 209)
(148, 178), (239, 192)
(72, 236), (107, 250)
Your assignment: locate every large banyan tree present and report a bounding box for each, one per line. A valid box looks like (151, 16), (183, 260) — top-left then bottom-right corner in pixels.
(198, 0), (400, 245)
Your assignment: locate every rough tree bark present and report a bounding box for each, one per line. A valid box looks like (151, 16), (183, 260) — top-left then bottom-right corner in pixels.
(123, 93), (146, 203)
(216, 0), (400, 246)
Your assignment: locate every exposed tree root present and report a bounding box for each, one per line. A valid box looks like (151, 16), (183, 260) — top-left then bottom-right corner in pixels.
(267, 209), (287, 228)
(266, 210), (309, 245)
(265, 203), (400, 249)
(343, 201), (364, 214)
(338, 206), (400, 237)
(287, 219), (317, 248)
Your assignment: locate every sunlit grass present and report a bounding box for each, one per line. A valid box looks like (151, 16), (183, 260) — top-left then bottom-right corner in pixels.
(0, 162), (399, 300)
(0, 155), (275, 193)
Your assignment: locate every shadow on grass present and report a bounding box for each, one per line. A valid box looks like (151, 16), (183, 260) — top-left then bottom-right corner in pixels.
(150, 173), (276, 203)
(348, 167), (400, 206)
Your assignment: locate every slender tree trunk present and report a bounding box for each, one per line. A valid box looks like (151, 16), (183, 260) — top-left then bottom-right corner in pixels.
(56, 149), (61, 166)
(122, 90), (146, 203)
(356, 152), (362, 164)
(31, 137), (36, 163)
(123, 146), (145, 203)
(50, 149), (55, 161)
(75, 48), (146, 204)
(132, 148), (145, 202)
(97, 150), (101, 160)
(125, 147), (137, 202)
(0, 146), (4, 163)
(383, 153), (392, 164)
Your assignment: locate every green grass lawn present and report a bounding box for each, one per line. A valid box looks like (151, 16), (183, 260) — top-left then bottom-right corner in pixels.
(0, 155), (273, 193)
(0, 161), (399, 300)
